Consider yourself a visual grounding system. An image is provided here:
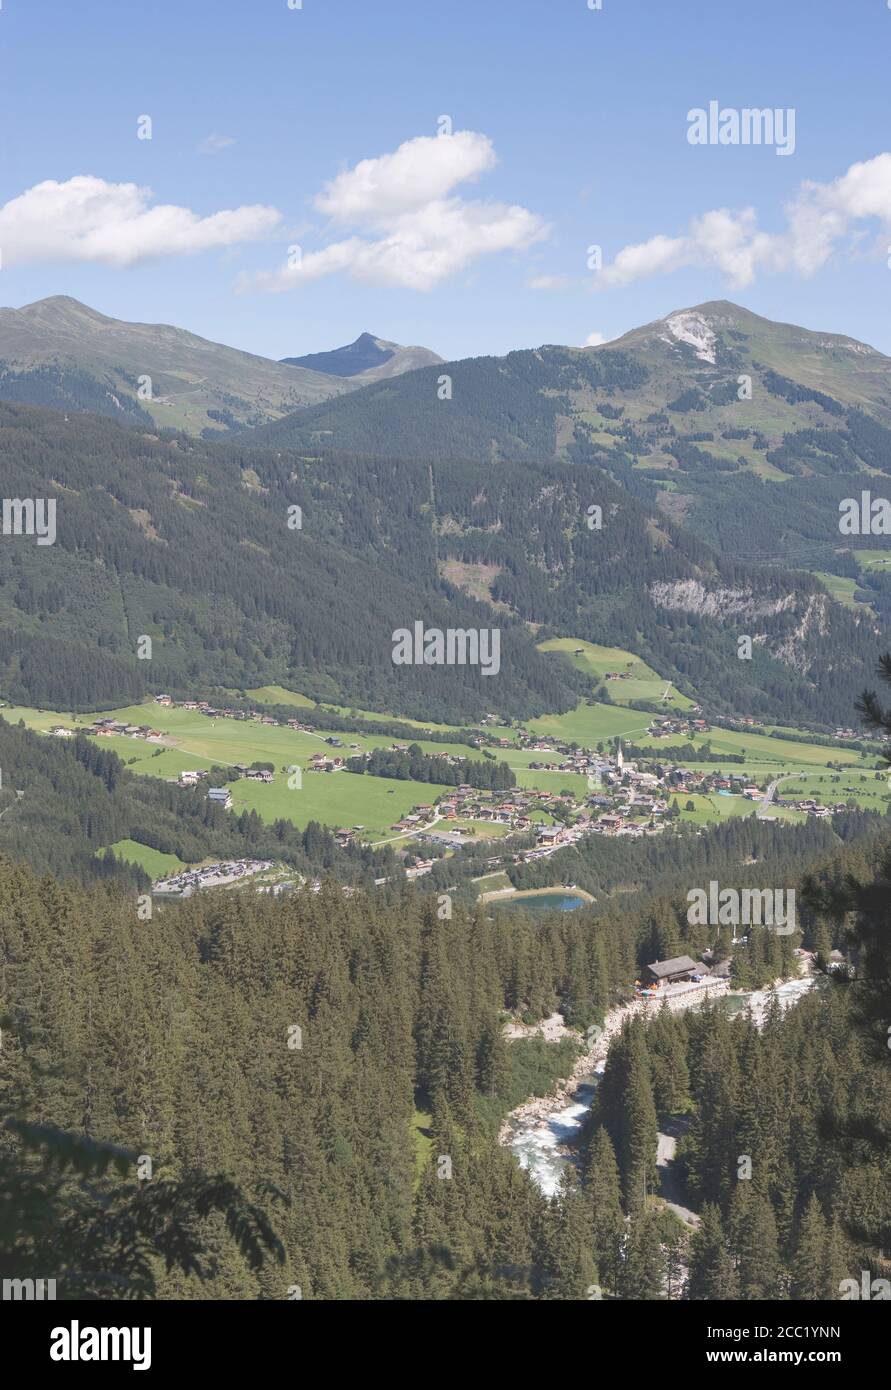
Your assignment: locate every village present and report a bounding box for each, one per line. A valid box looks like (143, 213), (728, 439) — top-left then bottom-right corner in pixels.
(63, 694), (861, 860)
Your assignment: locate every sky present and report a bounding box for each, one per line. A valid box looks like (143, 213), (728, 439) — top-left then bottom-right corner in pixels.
(1, 0), (890, 362)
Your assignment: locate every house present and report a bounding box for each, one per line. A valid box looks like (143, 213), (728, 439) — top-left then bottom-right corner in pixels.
(826, 949), (852, 975)
(207, 787), (233, 809)
(645, 955), (700, 985)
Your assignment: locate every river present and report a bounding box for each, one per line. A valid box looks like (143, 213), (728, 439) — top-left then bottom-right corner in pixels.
(502, 975), (818, 1197)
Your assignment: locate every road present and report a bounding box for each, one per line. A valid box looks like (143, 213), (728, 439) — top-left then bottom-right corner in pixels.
(656, 1127), (700, 1228)
(370, 813), (442, 848)
(757, 773), (796, 818)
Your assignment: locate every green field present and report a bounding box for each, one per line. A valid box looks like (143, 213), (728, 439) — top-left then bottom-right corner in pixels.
(774, 768), (889, 813)
(672, 793), (804, 826)
(640, 723), (868, 769)
(514, 768), (590, 798)
(99, 839), (188, 876)
(812, 572), (870, 613)
(231, 771), (449, 839)
(853, 550), (891, 574)
(245, 685), (315, 708)
(525, 700), (652, 746)
(537, 638), (694, 710)
(2, 703), (456, 839)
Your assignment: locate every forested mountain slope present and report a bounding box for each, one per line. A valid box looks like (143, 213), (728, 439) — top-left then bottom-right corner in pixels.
(255, 301), (891, 615)
(0, 396), (881, 726)
(0, 402), (582, 719)
(2, 814), (888, 1298)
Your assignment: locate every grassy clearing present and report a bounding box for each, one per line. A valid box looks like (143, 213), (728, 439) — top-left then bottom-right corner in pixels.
(230, 771), (450, 838)
(245, 685), (315, 708)
(537, 637), (694, 710)
(525, 701), (651, 746)
(99, 839), (188, 876)
(811, 572), (869, 612)
(853, 550), (891, 574)
(672, 793), (804, 826)
(0, 705), (77, 732)
(640, 724), (868, 768)
(774, 768), (890, 812)
(473, 870), (512, 891)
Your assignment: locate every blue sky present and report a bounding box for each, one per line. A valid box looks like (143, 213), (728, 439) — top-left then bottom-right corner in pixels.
(1, 0), (890, 361)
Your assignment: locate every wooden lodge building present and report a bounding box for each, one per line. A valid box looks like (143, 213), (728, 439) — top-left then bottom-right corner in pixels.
(645, 955), (700, 985)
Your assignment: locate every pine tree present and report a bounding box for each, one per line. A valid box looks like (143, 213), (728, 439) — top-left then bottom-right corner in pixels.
(728, 1184), (782, 1299)
(687, 1203), (740, 1300)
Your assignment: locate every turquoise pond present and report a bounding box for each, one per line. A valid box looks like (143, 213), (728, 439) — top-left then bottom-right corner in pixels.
(493, 891), (586, 913)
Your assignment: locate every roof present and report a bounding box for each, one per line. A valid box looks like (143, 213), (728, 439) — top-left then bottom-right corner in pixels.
(646, 955), (699, 978)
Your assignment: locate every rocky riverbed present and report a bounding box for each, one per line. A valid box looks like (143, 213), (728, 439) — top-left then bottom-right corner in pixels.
(500, 973), (815, 1196)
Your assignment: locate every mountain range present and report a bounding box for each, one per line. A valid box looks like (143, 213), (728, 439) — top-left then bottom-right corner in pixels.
(0, 297), (440, 435)
(1, 296), (890, 730)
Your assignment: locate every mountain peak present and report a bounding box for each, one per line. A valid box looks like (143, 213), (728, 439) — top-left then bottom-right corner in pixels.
(12, 294), (113, 325)
(281, 332), (441, 381)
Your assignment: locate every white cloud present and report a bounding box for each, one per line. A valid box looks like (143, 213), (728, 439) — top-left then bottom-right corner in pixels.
(315, 131), (496, 222)
(597, 153), (891, 290)
(198, 133), (235, 154)
(0, 176), (280, 268)
(240, 131), (549, 294)
(584, 331), (608, 346)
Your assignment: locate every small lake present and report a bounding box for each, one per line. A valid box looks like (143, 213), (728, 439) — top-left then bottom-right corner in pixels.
(494, 891), (586, 913)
